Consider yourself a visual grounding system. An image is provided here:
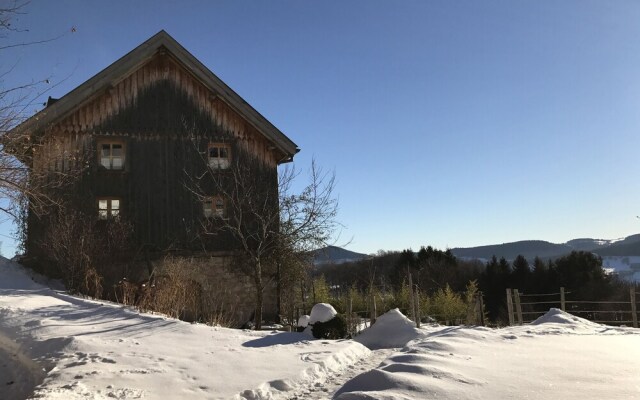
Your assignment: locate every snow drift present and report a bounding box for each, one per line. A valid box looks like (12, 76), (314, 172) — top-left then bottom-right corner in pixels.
(336, 308), (640, 399)
(354, 308), (425, 349)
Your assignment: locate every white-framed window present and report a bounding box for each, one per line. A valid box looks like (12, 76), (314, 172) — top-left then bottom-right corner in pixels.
(203, 196), (226, 218)
(99, 142), (125, 170)
(98, 198), (121, 220)
(208, 143), (230, 169)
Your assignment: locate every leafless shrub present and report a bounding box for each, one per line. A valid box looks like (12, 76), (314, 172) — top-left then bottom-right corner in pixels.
(113, 278), (140, 306)
(200, 283), (239, 327)
(40, 208), (132, 297)
(148, 256), (203, 321)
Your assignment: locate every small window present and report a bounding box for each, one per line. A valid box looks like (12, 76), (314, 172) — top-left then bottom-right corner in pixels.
(98, 198), (121, 220)
(49, 141), (70, 172)
(99, 142), (125, 170)
(203, 196), (226, 218)
(208, 143), (231, 169)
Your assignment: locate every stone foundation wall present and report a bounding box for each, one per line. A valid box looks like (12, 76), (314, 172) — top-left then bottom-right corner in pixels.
(153, 255), (277, 327)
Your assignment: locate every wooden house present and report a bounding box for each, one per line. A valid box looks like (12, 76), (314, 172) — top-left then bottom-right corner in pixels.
(10, 31), (299, 324)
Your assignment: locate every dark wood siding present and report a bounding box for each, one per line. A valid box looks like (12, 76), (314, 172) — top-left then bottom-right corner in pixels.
(28, 53), (280, 256)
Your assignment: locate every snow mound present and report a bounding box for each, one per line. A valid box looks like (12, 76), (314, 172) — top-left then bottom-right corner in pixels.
(297, 315), (310, 328)
(0, 257), (45, 290)
(522, 308), (635, 336)
(530, 308), (602, 329)
(354, 309), (425, 349)
(302, 303), (339, 337)
(308, 303), (337, 324)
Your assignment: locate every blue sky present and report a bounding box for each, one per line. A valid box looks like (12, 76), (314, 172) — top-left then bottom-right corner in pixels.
(3, 0), (640, 255)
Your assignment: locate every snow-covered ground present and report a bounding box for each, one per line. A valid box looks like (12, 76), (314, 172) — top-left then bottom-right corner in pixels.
(1, 257), (639, 400)
(0, 258), (370, 399)
(338, 309), (640, 399)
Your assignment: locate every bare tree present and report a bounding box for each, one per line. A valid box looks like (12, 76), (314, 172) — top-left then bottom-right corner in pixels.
(189, 144), (340, 329)
(0, 2), (77, 222)
(278, 160), (339, 253)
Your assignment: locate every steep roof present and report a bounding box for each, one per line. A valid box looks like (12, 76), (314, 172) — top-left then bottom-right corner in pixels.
(11, 30), (299, 160)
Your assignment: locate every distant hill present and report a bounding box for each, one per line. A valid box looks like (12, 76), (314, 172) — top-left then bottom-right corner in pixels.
(452, 240), (572, 261)
(311, 246), (368, 266)
(565, 238), (614, 252)
(593, 234), (640, 256)
(451, 234), (640, 261)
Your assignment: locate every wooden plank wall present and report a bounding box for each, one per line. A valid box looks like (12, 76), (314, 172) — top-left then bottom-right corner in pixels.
(31, 52), (282, 253)
(47, 53), (281, 167)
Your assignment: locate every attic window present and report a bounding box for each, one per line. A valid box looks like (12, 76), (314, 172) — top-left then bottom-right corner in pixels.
(203, 196), (226, 218)
(99, 142), (125, 170)
(98, 198), (120, 220)
(208, 143), (230, 169)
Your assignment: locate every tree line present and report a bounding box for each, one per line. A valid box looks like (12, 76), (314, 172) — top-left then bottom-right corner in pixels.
(316, 246), (634, 325)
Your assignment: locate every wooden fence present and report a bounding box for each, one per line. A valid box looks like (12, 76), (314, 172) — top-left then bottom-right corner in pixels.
(293, 285), (487, 337)
(506, 287), (639, 328)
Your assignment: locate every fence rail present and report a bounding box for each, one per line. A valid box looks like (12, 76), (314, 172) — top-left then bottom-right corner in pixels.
(506, 287), (639, 328)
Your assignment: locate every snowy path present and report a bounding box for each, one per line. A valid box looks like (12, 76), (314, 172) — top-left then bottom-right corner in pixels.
(0, 331), (46, 400)
(288, 348), (395, 399)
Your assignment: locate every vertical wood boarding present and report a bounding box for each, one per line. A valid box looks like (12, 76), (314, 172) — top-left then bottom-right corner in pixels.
(506, 288), (514, 326)
(30, 52), (286, 259)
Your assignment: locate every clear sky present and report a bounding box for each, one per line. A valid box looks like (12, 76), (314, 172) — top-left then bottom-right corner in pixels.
(2, 0), (640, 256)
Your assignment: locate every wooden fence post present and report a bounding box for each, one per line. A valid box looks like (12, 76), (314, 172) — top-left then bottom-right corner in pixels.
(514, 289), (523, 325)
(414, 288), (421, 328)
(408, 268), (417, 326)
(631, 288), (638, 329)
(560, 287), (566, 311)
(478, 292), (485, 326)
(347, 296), (353, 336)
(506, 289), (514, 326)
(371, 291), (377, 324)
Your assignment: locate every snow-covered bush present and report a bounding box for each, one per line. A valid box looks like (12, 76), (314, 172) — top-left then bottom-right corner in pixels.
(305, 303), (347, 339)
(311, 313), (347, 339)
(297, 315), (311, 328)
(308, 303), (337, 324)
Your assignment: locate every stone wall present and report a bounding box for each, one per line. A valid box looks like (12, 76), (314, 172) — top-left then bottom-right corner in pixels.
(153, 255), (277, 327)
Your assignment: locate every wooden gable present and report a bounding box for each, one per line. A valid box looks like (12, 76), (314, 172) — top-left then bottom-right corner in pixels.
(45, 52), (283, 166)
(13, 31), (299, 167)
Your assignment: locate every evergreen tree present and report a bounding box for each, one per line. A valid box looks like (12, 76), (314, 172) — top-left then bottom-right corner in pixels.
(311, 275), (331, 305)
(392, 249), (417, 289)
(479, 255), (510, 322)
(532, 256), (548, 293)
(429, 285), (466, 325)
(511, 255), (531, 291)
(553, 251), (610, 299)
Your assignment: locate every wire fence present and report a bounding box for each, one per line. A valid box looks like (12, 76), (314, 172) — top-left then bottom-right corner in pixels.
(506, 287), (639, 327)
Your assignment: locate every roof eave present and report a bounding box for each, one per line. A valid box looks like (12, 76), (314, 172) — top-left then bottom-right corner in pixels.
(9, 30), (300, 158)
